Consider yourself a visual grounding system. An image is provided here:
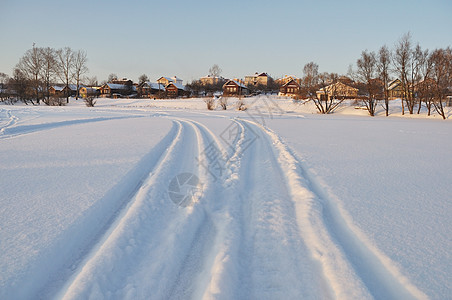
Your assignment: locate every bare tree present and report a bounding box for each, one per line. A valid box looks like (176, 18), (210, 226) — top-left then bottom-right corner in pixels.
(40, 47), (57, 105)
(108, 73), (118, 82)
(430, 48), (452, 119)
(302, 62), (319, 99)
(56, 47), (75, 103)
(313, 72), (344, 114)
(392, 33), (412, 114)
(138, 74), (149, 85)
(73, 50), (88, 100)
(377, 45), (391, 116)
(16, 44), (43, 104)
(0, 72), (8, 102)
(356, 50), (379, 116)
(85, 76), (98, 87)
(208, 64), (222, 77)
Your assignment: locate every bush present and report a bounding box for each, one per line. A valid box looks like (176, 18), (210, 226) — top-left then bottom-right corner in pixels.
(204, 97), (215, 110)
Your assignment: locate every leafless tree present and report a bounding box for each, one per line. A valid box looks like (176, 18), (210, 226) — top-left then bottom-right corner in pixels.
(0, 72), (8, 101)
(56, 47), (75, 103)
(392, 33), (412, 114)
(85, 76), (98, 87)
(209, 64), (222, 77)
(40, 47), (57, 105)
(356, 50), (379, 116)
(377, 45), (391, 116)
(302, 61), (319, 99)
(430, 48), (452, 119)
(73, 50), (88, 100)
(138, 74), (149, 85)
(16, 44), (43, 104)
(108, 73), (118, 82)
(313, 72), (344, 114)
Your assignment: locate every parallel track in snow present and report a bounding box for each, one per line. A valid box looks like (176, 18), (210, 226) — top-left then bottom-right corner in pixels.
(43, 114), (426, 300)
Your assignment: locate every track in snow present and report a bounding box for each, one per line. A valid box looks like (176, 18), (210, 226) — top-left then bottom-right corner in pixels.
(45, 115), (426, 300)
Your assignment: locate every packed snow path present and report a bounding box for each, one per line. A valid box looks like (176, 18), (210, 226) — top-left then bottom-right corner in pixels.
(1, 103), (445, 299)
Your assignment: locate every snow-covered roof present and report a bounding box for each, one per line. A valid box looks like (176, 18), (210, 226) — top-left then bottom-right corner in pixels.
(167, 82), (185, 90)
(142, 82), (165, 90)
(52, 85), (64, 91)
(224, 79), (247, 89)
(105, 83), (129, 90)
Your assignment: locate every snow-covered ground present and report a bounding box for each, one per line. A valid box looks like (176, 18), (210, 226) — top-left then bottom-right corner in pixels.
(0, 97), (451, 299)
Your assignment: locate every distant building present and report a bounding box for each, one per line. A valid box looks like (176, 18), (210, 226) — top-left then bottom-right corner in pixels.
(223, 79), (249, 97)
(279, 79), (301, 98)
(157, 76), (183, 86)
(138, 81), (165, 97)
(79, 86), (100, 98)
(199, 75), (226, 85)
(244, 72), (271, 86)
(165, 82), (186, 98)
(388, 79), (404, 99)
(316, 82), (358, 100)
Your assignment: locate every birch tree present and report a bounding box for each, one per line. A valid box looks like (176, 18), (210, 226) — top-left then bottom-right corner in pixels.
(73, 49), (88, 100)
(56, 47), (75, 103)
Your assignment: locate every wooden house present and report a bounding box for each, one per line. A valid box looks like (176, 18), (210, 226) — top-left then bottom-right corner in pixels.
(223, 80), (249, 97)
(49, 86), (65, 97)
(388, 79), (404, 99)
(279, 79), (301, 98)
(165, 82), (186, 98)
(316, 82), (358, 100)
(157, 76), (183, 86)
(99, 83), (132, 98)
(138, 81), (165, 97)
(276, 75), (302, 86)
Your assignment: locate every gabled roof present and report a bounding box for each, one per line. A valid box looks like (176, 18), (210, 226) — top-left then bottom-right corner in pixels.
(388, 79), (402, 90)
(142, 81), (166, 90)
(103, 83), (129, 90)
(281, 78), (300, 87)
(223, 79), (247, 89)
(51, 85), (64, 91)
(167, 82), (185, 90)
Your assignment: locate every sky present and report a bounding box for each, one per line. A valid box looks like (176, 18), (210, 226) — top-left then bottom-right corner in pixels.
(1, 0), (451, 84)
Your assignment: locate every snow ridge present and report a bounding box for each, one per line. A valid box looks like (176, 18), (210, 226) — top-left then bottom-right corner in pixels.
(244, 119), (429, 300)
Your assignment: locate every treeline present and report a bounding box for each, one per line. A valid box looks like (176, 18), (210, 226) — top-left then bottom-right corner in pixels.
(0, 45), (89, 105)
(299, 33), (452, 119)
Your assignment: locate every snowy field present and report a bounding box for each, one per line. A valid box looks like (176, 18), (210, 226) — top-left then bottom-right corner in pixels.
(0, 97), (451, 300)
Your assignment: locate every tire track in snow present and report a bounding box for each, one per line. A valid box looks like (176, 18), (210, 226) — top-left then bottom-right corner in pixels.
(0, 115), (143, 139)
(55, 118), (224, 300)
(243, 119), (428, 300)
(34, 119), (181, 299)
(199, 118), (331, 300)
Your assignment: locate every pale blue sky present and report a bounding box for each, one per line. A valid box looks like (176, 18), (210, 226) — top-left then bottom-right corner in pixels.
(1, 0), (451, 83)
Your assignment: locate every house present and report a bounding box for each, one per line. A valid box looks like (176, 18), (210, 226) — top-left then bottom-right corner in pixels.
(157, 76), (183, 86)
(99, 83), (133, 98)
(49, 84), (78, 97)
(245, 72), (271, 86)
(165, 82), (186, 98)
(49, 85), (65, 97)
(279, 79), (301, 98)
(316, 82), (358, 100)
(223, 79), (249, 96)
(79, 86), (100, 98)
(388, 79), (404, 99)
(138, 81), (165, 97)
